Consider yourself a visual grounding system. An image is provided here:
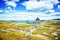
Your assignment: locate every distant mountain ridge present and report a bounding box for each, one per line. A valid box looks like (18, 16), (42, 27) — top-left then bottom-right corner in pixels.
(10, 20), (45, 24)
(0, 19), (60, 24)
(53, 19), (60, 20)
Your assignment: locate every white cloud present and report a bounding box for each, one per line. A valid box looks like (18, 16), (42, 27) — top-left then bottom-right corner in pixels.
(23, 1), (53, 10)
(49, 10), (55, 13)
(13, 0), (19, 2)
(48, 12), (60, 16)
(58, 5), (60, 9)
(1, 0), (59, 20)
(40, 0), (58, 4)
(30, 0), (38, 1)
(0, 12), (60, 20)
(22, 0), (53, 12)
(30, 0), (58, 4)
(7, 6), (11, 9)
(0, 10), (3, 12)
(5, 1), (17, 7)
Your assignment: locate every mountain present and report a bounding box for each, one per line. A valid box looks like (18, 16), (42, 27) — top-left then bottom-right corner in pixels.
(10, 20), (45, 24)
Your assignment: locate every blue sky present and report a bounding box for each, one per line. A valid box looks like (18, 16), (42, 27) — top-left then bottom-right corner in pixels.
(0, 0), (60, 20)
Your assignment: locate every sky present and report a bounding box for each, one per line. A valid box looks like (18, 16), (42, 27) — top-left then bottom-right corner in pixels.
(0, 0), (60, 20)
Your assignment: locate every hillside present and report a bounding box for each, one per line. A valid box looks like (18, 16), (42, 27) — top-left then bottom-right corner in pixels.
(0, 20), (60, 40)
